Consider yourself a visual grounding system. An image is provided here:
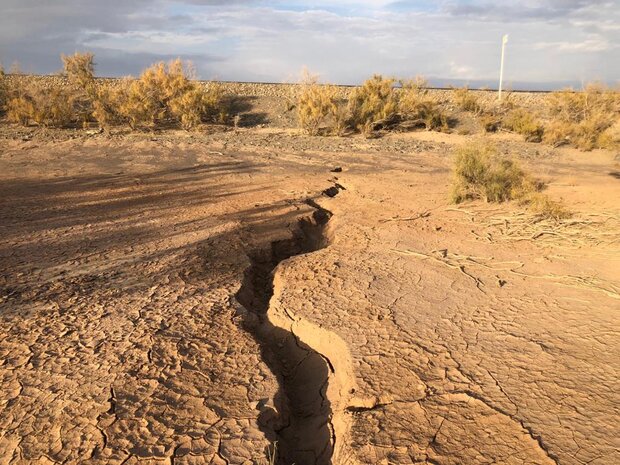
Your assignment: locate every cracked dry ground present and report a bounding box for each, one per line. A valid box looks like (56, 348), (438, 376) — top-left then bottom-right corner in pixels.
(0, 130), (619, 465)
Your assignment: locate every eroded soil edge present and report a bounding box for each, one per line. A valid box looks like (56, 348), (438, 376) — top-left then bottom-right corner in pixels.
(235, 185), (354, 465)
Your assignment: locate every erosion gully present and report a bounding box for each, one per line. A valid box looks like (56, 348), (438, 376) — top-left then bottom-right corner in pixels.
(235, 185), (352, 465)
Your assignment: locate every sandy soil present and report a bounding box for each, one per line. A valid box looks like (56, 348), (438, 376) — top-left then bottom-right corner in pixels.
(0, 125), (618, 465)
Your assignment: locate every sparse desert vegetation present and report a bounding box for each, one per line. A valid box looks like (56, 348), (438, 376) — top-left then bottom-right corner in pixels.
(451, 142), (569, 220)
(296, 73), (448, 137)
(3, 53), (228, 130)
(453, 86), (484, 114)
(543, 84), (620, 150)
(451, 142), (530, 203)
(2, 56), (618, 152)
(3, 0), (620, 458)
(296, 71), (346, 135)
(502, 108), (544, 142)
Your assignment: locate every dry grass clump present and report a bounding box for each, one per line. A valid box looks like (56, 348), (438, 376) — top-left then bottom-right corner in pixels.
(453, 86), (483, 114)
(502, 108), (544, 142)
(543, 84), (620, 150)
(399, 78), (449, 131)
(297, 71), (346, 135)
(520, 192), (571, 220)
(451, 143), (527, 203)
(348, 75), (398, 130)
(451, 142), (569, 219)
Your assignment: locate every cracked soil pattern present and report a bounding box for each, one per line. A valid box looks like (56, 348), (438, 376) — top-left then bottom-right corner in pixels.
(0, 125), (619, 465)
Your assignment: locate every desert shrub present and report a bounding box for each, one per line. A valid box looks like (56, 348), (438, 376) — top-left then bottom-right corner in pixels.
(62, 52), (96, 92)
(62, 52), (98, 126)
(108, 59), (226, 130)
(481, 114), (501, 132)
(91, 80), (131, 128)
(597, 120), (620, 149)
(543, 84), (620, 150)
(5, 53), (93, 128)
(170, 82), (227, 130)
(451, 143), (530, 203)
(399, 79), (449, 131)
(296, 72), (345, 135)
(451, 142), (569, 218)
(7, 80), (76, 127)
(454, 86), (483, 114)
(349, 75), (398, 129)
(520, 192), (571, 220)
(503, 108), (544, 142)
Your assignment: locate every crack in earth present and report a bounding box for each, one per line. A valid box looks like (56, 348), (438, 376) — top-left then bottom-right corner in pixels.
(235, 185), (353, 465)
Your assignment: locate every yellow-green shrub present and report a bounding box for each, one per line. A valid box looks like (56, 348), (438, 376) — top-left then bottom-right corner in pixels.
(6, 53), (94, 128)
(453, 86), (483, 114)
(7, 80), (76, 127)
(91, 80), (131, 128)
(109, 59), (226, 130)
(399, 80), (448, 131)
(451, 142), (569, 219)
(62, 52), (96, 92)
(543, 84), (620, 150)
(297, 73), (344, 135)
(503, 108), (544, 142)
(349, 75), (398, 128)
(451, 143), (530, 203)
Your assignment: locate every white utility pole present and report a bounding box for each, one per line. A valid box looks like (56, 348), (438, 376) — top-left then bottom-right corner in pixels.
(498, 34), (509, 101)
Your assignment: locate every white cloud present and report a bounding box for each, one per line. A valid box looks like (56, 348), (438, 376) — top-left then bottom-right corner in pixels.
(534, 38), (613, 52)
(0, 1), (618, 87)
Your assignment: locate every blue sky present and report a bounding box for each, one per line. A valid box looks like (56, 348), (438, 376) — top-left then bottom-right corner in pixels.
(1, 0), (618, 89)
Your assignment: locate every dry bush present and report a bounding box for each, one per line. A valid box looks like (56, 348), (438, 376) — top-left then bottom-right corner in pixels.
(349, 75), (398, 129)
(481, 113), (501, 133)
(503, 108), (544, 142)
(7, 80), (76, 127)
(170, 82), (227, 130)
(5, 53), (93, 128)
(62, 52), (95, 92)
(296, 71), (345, 135)
(597, 120), (620, 149)
(91, 80), (131, 128)
(520, 192), (571, 220)
(451, 142), (569, 219)
(62, 52), (97, 126)
(451, 143), (531, 203)
(453, 86), (483, 114)
(543, 84), (620, 150)
(399, 79), (449, 131)
(4, 53), (227, 130)
(108, 59), (226, 130)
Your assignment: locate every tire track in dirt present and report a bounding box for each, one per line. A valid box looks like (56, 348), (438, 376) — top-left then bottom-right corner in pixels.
(235, 184), (355, 465)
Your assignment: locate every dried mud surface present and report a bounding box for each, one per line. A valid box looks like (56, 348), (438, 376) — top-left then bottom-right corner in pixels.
(0, 124), (619, 465)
